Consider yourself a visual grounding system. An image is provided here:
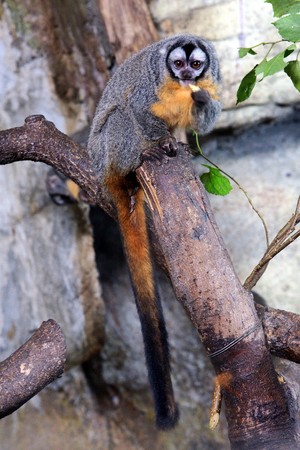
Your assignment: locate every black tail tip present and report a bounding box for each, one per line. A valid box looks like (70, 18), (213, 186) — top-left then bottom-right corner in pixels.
(156, 405), (180, 430)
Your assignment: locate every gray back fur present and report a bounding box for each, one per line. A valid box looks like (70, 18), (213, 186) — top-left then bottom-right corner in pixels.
(88, 34), (221, 183)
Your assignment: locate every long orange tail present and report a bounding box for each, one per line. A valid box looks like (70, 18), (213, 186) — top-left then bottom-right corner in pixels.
(107, 175), (179, 429)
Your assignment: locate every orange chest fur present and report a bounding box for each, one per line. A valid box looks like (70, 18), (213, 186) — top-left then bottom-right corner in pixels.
(151, 77), (219, 130)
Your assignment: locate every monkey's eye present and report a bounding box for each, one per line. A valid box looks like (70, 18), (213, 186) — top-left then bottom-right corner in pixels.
(174, 60), (184, 68)
(191, 61), (202, 69)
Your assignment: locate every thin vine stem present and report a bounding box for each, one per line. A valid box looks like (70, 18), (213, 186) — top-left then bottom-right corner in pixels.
(250, 39), (288, 50)
(264, 42), (275, 59)
(194, 132), (270, 247)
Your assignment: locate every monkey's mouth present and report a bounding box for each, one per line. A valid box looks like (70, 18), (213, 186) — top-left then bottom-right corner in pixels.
(179, 79), (196, 87)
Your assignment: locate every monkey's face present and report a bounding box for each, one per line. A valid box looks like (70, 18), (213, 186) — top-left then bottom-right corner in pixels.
(167, 44), (208, 86)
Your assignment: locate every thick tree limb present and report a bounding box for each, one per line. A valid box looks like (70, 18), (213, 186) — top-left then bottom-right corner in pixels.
(1, 117), (300, 447)
(137, 148), (299, 448)
(18, 0), (112, 117)
(99, 0), (158, 64)
(0, 319), (67, 419)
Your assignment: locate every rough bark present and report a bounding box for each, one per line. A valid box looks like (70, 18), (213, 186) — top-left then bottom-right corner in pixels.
(11, 0), (113, 118)
(1, 117), (300, 448)
(0, 320), (67, 419)
(99, 0), (159, 64)
(5, 0), (158, 121)
(257, 303), (300, 363)
(0, 115), (99, 205)
(137, 148), (300, 449)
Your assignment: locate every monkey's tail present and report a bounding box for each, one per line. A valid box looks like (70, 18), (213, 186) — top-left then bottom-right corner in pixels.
(108, 175), (179, 430)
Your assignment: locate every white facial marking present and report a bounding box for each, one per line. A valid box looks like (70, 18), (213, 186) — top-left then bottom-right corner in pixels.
(190, 48), (207, 63)
(168, 47), (186, 62)
(167, 45), (208, 81)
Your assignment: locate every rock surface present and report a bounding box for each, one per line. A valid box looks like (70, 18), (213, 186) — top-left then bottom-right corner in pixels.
(0, 161), (104, 367)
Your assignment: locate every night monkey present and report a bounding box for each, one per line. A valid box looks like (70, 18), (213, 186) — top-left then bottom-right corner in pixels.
(88, 34), (221, 429)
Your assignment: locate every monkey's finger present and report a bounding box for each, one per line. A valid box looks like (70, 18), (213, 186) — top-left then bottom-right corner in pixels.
(158, 136), (178, 157)
(141, 147), (166, 163)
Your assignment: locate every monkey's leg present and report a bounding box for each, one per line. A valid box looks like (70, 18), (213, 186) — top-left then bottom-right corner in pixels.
(107, 175), (179, 429)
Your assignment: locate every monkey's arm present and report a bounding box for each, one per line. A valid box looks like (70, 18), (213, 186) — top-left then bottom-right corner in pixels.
(128, 85), (172, 143)
(191, 89), (221, 135)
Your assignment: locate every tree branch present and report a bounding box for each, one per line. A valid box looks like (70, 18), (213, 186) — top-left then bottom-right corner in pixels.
(0, 319), (67, 419)
(1, 117), (300, 447)
(1, 117), (299, 361)
(244, 196), (300, 290)
(136, 147), (299, 448)
(0, 115), (99, 206)
(256, 303), (300, 363)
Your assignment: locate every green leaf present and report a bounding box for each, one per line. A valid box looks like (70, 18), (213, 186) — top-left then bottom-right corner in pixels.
(236, 68), (257, 104)
(265, 0), (300, 17)
(239, 47), (257, 58)
(255, 45), (296, 79)
(284, 60), (300, 91)
(200, 165), (232, 196)
(255, 51), (287, 78)
(273, 13), (300, 42)
(288, 3), (300, 14)
(284, 43), (297, 56)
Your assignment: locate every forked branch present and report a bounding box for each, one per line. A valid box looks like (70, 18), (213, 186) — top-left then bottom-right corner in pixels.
(244, 197), (300, 291)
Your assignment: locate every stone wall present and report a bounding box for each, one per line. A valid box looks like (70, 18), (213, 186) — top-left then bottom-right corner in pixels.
(0, 4), (104, 367)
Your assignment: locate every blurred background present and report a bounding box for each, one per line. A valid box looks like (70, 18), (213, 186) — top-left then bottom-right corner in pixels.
(0, 1), (299, 449)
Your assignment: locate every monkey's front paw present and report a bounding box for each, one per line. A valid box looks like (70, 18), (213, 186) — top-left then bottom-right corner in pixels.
(141, 136), (178, 163)
(141, 147), (166, 163)
(158, 136), (178, 157)
(191, 89), (210, 106)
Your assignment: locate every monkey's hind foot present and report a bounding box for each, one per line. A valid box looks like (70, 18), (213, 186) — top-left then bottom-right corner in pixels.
(141, 136), (178, 163)
(158, 136), (178, 157)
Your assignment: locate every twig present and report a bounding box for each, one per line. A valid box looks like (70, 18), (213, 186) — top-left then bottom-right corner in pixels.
(244, 196), (300, 290)
(194, 133), (270, 247)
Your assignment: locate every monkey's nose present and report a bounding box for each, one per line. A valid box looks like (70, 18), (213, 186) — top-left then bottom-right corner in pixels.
(180, 69), (194, 80)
